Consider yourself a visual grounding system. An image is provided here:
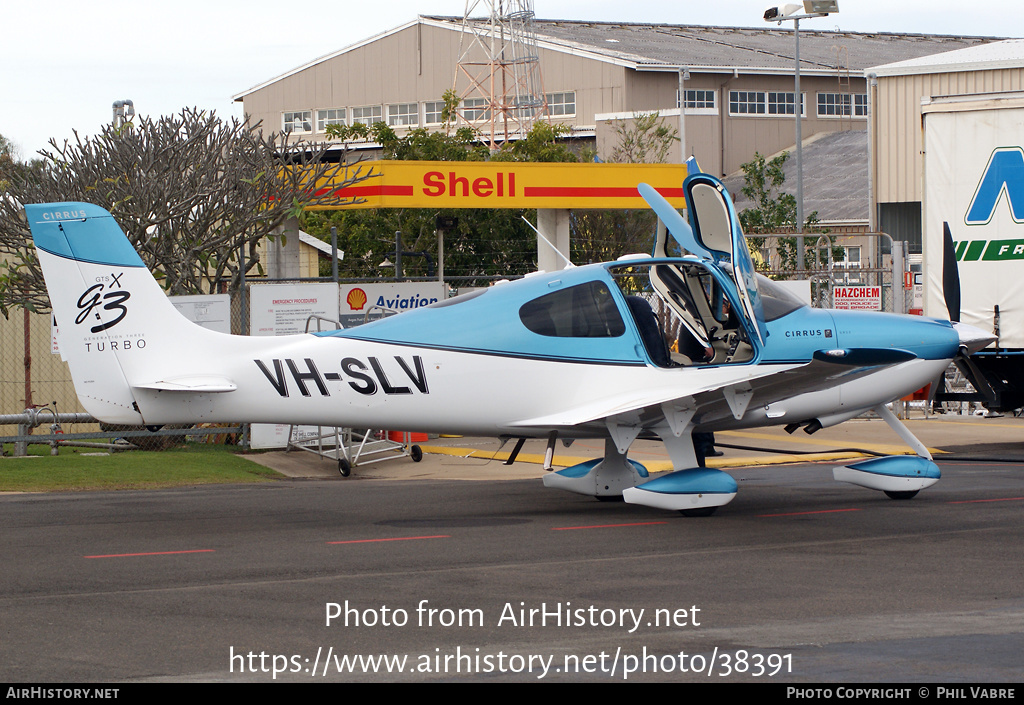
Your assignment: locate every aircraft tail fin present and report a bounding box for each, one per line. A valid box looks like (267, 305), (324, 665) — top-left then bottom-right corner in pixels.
(25, 203), (217, 424)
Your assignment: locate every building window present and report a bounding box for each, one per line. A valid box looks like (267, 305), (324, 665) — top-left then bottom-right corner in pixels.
(317, 108), (346, 132)
(817, 92), (868, 118)
(728, 91), (765, 115)
(729, 91), (805, 117)
(676, 89), (718, 115)
(834, 246), (864, 284)
(424, 101), (447, 124)
(461, 97), (491, 121)
(546, 91), (576, 117)
(387, 103), (419, 127)
(351, 105), (383, 126)
(283, 111), (312, 134)
(767, 92), (800, 115)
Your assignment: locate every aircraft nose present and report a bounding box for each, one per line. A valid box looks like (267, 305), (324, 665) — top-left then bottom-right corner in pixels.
(953, 321), (996, 355)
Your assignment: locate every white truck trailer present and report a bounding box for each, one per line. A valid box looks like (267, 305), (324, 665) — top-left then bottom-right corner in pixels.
(923, 94), (1024, 410)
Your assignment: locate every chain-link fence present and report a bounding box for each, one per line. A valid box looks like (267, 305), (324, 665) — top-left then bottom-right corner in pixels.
(0, 309), (83, 416)
(751, 232), (913, 314)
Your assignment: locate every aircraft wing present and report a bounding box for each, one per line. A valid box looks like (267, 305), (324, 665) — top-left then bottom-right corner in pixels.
(510, 348), (916, 430)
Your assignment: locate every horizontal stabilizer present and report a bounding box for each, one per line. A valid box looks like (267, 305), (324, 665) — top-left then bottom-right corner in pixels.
(133, 376), (238, 393)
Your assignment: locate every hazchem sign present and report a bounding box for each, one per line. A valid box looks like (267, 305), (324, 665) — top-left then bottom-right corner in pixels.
(833, 286), (881, 310)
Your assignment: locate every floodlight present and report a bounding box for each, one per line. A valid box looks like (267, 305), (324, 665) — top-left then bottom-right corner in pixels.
(804, 1), (839, 14)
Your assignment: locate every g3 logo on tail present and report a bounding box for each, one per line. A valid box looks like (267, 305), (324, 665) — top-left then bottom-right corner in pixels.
(76, 275), (131, 333)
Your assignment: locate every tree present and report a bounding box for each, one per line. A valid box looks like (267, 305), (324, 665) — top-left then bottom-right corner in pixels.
(310, 112), (679, 277)
(570, 113), (679, 264)
(306, 120), (580, 283)
(737, 151), (835, 274)
(0, 109), (369, 315)
(490, 122), (579, 163)
(738, 152), (797, 234)
(608, 112), (679, 165)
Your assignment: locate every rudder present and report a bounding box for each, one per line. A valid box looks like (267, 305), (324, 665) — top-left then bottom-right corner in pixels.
(25, 203), (194, 424)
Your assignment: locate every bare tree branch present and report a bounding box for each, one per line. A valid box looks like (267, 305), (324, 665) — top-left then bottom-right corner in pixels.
(0, 108), (372, 315)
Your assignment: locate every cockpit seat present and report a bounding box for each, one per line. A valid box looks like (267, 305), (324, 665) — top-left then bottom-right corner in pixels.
(625, 295), (671, 368)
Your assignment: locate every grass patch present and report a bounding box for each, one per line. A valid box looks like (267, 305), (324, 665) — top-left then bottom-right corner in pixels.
(0, 442), (282, 492)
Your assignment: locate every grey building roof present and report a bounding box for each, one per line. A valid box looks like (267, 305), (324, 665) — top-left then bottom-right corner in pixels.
(723, 130), (869, 224)
(236, 17), (1007, 100)
(428, 16), (1007, 75)
(870, 37), (1024, 76)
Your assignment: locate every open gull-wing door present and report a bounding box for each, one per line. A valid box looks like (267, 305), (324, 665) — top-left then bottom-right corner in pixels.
(639, 178), (768, 349)
(684, 174), (768, 347)
(636, 183), (712, 350)
(637, 176), (768, 349)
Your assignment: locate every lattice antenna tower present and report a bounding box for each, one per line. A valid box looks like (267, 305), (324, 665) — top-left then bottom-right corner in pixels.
(452, 0), (547, 148)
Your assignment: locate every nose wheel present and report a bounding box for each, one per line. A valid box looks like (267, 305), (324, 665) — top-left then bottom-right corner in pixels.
(884, 490), (919, 500)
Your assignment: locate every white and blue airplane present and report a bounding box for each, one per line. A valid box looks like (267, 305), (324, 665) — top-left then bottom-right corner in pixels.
(25, 172), (993, 515)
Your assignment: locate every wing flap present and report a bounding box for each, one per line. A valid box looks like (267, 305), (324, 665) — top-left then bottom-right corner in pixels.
(510, 349), (916, 430)
(510, 363), (798, 428)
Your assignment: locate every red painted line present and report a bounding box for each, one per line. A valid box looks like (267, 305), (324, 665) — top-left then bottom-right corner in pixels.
(552, 521), (668, 530)
(524, 186), (684, 199)
(757, 508), (862, 518)
(322, 184), (415, 198)
(327, 535), (450, 545)
(85, 549), (215, 559)
(947, 496), (1024, 504)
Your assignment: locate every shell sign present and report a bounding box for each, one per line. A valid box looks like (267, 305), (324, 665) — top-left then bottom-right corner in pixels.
(346, 288), (368, 311)
(308, 160), (688, 210)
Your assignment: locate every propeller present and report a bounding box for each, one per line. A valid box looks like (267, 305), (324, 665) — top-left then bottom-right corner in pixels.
(936, 221), (999, 408)
(942, 221), (961, 323)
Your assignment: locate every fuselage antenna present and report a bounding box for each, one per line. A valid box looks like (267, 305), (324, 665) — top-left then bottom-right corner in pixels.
(521, 216), (575, 269)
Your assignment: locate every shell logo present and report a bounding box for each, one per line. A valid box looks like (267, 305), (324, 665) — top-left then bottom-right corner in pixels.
(346, 288), (368, 311)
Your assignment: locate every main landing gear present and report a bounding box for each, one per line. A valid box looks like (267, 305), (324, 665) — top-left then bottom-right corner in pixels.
(541, 403), (941, 516)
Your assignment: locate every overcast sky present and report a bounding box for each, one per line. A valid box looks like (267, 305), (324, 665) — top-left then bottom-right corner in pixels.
(4, 0), (1020, 159)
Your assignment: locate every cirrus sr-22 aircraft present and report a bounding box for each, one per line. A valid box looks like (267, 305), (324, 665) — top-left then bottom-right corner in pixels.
(25, 170), (993, 516)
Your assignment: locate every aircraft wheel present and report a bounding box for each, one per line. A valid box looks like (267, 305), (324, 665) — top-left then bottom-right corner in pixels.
(338, 458), (351, 477)
(679, 507), (717, 517)
(884, 490), (918, 500)
(595, 495), (624, 502)
(410, 445), (423, 462)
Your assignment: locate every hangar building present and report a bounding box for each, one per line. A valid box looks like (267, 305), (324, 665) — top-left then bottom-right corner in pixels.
(233, 16), (997, 178)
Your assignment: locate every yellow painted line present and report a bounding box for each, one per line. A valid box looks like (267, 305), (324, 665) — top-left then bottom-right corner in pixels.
(905, 419), (1024, 430)
(709, 451), (904, 467)
(718, 430), (943, 455)
(420, 444), (907, 473)
(419, 445), (583, 468)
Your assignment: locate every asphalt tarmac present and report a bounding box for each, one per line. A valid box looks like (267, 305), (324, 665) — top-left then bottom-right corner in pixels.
(2, 412), (1023, 683)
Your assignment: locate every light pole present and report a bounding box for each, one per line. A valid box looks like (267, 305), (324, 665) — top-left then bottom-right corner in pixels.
(678, 66), (690, 165)
(112, 100), (134, 129)
(764, 1), (839, 273)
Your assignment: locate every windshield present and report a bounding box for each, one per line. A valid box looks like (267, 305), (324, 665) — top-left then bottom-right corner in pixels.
(755, 273), (807, 321)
